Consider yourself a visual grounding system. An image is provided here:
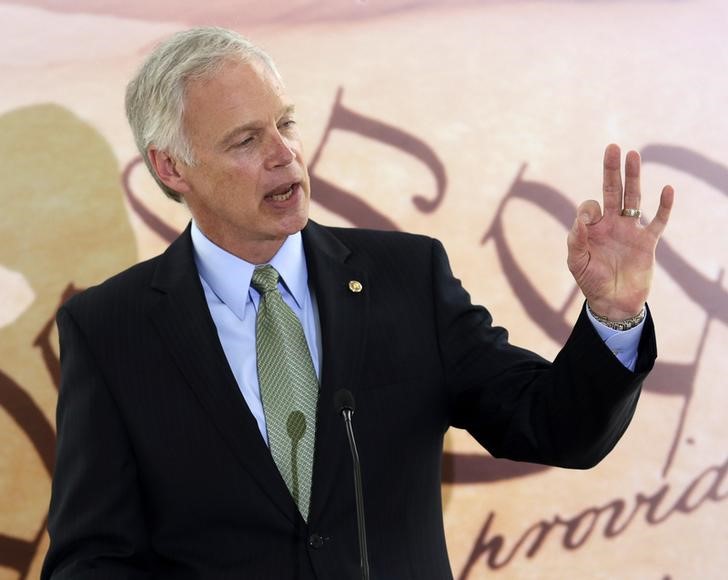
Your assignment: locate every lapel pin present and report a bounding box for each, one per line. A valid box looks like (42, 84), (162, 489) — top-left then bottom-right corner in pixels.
(348, 280), (363, 293)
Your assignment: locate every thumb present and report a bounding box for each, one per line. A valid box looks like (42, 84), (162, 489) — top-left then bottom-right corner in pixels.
(567, 213), (589, 255)
(567, 200), (601, 255)
(568, 201), (601, 277)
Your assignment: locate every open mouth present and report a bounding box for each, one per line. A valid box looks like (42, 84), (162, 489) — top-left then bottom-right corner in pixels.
(265, 182), (298, 203)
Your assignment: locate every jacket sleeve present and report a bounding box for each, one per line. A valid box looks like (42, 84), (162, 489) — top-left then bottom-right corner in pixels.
(431, 238), (656, 468)
(42, 305), (152, 579)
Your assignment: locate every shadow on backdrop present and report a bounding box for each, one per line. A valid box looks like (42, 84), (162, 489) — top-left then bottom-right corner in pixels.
(0, 103), (136, 579)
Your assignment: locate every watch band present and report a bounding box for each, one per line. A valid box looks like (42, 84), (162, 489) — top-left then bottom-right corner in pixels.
(587, 304), (646, 331)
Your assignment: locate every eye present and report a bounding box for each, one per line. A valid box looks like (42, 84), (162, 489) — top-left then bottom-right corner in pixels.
(235, 136), (255, 148)
(279, 118), (297, 130)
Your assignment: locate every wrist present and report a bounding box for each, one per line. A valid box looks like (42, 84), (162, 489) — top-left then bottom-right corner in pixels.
(585, 298), (645, 321)
(587, 303), (646, 331)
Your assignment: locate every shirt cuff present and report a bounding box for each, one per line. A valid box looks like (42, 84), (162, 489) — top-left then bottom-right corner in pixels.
(585, 306), (644, 372)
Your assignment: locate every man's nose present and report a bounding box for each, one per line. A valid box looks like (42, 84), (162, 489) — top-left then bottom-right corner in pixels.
(265, 130), (295, 168)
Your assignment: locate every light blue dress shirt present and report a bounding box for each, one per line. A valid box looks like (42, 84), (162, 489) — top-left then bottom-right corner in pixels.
(190, 221), (643, 444)
(191, 221), (321, 445)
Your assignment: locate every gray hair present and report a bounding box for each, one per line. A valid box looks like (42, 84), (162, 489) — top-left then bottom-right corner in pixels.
(125, 27), (281, 202)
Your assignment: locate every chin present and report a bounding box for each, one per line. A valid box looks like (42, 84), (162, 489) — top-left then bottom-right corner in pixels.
(275, 213), (308, 238)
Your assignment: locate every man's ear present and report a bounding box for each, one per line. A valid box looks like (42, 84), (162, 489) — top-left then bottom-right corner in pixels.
(147, 148), (192, 194)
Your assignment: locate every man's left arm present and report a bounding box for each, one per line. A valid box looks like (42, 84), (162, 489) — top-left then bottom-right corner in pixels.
(436, 240), (656, 470)
(444, 144), (673, 468)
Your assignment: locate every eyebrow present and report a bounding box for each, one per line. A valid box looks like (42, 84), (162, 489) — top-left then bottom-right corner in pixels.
(219, 104), (296, 148)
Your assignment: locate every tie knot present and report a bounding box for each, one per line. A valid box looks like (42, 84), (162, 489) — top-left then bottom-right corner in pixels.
(251, 265), (280, 294)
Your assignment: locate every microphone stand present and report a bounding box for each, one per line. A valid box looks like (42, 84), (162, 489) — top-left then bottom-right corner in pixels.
(336, 390), (370, 580)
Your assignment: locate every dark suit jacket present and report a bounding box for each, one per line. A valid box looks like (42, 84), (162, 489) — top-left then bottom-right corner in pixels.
(42, 221), (655, 579)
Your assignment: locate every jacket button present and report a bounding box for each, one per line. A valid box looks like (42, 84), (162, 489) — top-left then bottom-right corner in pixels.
(308, 533), (325, 549)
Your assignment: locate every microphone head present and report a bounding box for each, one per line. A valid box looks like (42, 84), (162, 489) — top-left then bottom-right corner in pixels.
(333, 389), (355, 415)
(286, 410), (306, 443)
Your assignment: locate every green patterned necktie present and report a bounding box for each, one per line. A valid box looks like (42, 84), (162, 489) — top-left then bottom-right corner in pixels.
(251, 265), (319, 520)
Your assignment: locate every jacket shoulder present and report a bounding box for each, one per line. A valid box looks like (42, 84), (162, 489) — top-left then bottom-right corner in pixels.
(62, 225), (195, 320)
(322, 224), (434, 245)
(305, 222), (450, 282)
(316, 223), (440, 259)
(61, 253), (161, 321)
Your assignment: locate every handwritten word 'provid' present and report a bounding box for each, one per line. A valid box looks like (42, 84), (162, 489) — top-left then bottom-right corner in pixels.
(458, 455), (728, 578)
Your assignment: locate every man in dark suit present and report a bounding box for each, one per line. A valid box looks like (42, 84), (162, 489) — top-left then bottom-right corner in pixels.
(42, 27), (673, 579)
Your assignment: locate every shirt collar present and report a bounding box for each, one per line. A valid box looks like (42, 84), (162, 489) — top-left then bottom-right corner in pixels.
(190, 220), (308, 320)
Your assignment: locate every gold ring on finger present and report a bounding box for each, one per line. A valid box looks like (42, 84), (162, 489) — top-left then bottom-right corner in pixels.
(621, 208), (641, 218)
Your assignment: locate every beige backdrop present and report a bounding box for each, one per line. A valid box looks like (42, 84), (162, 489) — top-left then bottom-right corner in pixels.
(1, 1), (726, 578)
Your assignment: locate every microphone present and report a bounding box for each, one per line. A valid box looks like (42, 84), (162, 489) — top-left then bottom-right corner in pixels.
(334, 389), (370, 580)
(286, 411), (306, 507)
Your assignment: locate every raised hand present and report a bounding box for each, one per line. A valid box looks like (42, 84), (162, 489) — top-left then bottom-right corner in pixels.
(567, 144), (674, 320)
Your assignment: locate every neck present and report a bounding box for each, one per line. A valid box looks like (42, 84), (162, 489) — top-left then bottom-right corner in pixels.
(193, 221), (286, 264)
(237, 239), (286, 265)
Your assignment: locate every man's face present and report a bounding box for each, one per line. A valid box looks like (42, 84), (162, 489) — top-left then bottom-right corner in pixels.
(175, 57), (310, 261)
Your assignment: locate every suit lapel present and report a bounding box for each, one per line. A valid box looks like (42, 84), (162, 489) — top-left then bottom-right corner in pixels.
(147, 225), (299, 524)
(302, 222), (369, 522)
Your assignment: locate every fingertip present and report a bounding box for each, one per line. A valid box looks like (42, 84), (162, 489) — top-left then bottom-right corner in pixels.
(605, 143), (620, 152)
(648, 185), (675, 234)
(625, 150), (641, 166)
(576, 199), (602, 224)
(604, 144), (621, 169)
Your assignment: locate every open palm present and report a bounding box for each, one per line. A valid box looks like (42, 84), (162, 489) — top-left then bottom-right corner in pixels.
(567, 144), (674, 321)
